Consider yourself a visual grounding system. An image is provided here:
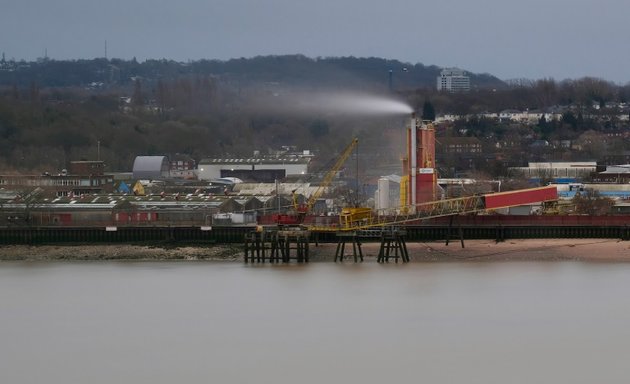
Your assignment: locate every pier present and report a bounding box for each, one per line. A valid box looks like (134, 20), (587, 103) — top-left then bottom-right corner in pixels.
(244, 227), (310, 263)
(333, 228), (410, 263)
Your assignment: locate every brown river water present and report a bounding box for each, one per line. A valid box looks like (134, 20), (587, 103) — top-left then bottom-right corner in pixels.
(1, 261), (630, 383)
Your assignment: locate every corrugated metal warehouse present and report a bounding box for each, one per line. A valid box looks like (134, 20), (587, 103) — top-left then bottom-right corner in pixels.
(132, 156), (170, 179)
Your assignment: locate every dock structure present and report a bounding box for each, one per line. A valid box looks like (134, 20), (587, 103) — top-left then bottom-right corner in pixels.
(445, 215), (466, 248)
(244, 227), (310, 263)
(334, 231), (364, 262)
(333, 227), (409, 263)
(376, 228), (409, 263)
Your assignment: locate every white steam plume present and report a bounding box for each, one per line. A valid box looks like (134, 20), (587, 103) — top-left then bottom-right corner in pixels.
(297, 92), (413, 115)
(248, 90), (413, 116)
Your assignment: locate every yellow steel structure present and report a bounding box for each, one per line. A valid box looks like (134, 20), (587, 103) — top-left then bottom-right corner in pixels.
(306, 194), (485, 232)
(399, 175), (409, 214)
(298, 137), (359, 214)
(306, 186), (558, 232)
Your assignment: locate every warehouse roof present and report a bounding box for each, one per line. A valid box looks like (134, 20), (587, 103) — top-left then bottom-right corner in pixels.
(132, 156), (169, 179)
(198, 157), (310, 165)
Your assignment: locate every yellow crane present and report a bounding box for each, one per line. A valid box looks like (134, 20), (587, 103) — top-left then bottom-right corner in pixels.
(296, 137), (359, 215)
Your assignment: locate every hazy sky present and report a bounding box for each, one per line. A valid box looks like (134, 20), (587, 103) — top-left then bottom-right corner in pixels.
(2, 0), (629, 83)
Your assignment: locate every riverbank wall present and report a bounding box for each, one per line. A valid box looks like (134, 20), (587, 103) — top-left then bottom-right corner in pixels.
(1, 223), (630, 245)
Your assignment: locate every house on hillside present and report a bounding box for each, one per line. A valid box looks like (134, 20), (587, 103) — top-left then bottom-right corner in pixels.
(438, 137), (483, 154)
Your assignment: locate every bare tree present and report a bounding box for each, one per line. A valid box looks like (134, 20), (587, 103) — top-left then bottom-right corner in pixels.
(572, 189), (613, 215)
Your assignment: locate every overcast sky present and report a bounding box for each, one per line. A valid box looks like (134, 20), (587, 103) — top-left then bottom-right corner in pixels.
(2, 0), (629, 83)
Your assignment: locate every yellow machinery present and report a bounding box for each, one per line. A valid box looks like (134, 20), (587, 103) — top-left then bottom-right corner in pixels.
(399, 175), (409, 214)
(132, 181), (146, 196)
(339, 207), (373, 228)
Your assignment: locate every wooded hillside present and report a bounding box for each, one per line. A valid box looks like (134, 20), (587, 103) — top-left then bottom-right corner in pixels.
(1, 55), (629, 179)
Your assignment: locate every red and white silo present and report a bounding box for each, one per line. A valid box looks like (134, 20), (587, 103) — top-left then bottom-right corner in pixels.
(403, 113), (437, 211)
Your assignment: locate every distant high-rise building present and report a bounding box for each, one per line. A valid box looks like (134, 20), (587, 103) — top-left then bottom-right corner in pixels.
(437, 68), (470, 92)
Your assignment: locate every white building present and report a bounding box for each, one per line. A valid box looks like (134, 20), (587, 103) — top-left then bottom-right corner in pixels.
(197, 157), (310, 181)
(509, 162), (597, 179)
(437, 68), (470, 92)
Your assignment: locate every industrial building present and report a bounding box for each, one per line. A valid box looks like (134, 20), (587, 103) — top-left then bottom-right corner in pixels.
(169, 154), (196, 179)
(401, 114), (438, 210)
(197, 157), (310, 182)
(132, 156), (170, 179)
(0, 191), (308, 227)
(509, 162), (597, 181)
(0, 161), (115, 197)
(68, 161), (106, 176)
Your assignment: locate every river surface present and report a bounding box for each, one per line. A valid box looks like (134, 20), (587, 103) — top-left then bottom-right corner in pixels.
(1, 260), (630, 384)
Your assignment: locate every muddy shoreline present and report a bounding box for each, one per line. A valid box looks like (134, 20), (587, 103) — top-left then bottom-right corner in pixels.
(1, 238), (629, 262)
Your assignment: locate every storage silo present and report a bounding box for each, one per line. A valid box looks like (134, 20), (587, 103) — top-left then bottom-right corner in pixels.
(377, 177), (390, 214)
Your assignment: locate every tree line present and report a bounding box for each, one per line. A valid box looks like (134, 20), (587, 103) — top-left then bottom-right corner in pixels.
(1, 56), (629, 179)
(0, 55), (504, 90)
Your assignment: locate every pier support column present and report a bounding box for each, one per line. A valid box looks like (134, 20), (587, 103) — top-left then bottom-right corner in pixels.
(377, 228), (409, 263)
(334, 232), (362, 262)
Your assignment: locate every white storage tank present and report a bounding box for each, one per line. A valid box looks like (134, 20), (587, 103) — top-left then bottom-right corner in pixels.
(377, 177), (390, 214)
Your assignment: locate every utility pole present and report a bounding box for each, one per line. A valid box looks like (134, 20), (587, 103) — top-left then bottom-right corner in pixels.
(355, 140), (359, 207)
(275, 179), (280, 213)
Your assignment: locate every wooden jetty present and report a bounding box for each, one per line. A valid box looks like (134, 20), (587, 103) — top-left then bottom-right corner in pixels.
(244, 227), (310, 263)
(334, 227), (409, 263)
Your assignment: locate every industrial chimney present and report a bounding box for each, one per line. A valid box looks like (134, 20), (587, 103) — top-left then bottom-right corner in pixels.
(402, 113), (437, 212)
